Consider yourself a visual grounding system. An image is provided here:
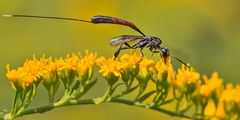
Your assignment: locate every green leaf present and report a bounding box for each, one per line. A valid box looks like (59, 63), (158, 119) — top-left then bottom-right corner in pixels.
(51, 81), (60, 102)
(11, 89), (22, 115)
(137, 90), (156, 102)
(84, 78), (97, 92)
(126, 85), (139, 94)
(111, 83), (124, 95)
(69, 80), (80, 95)
(114, 85), (139, 98)
(159, 99), (175, 106)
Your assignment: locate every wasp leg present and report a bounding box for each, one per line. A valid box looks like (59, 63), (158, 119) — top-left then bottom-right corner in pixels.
(114, 43), (132, 60)
(149, 47), (161, 57)
(149, 47), (160, 53)
(124, 42), (132, 48)
(140, 47), (144, 57)
(149, 47), (158, 56)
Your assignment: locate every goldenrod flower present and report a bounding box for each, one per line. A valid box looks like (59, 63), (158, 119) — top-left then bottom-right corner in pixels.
(218, 84), (240, 116)
(77, 51), (96, 79)
(174, 65), (200, 92)
(204, 99), (216, 117)
(199, 72), (223, 97)
(97, 58), (122, 77)
(64, 53), (81, 71)
(120, 53), (141, 74)
(97, 57), (127, 85)
(54, 57), (65, 71)
(57, 52), (96, 81)
(137, 58), (155, 80)
(6, 51), (240, 120)
(150, 55), (175, 85)
(6, 64), (21, 83)
(39, 56), (57, 82)
(215, 100), (225, 119)
(6, 56), (44, 88)
(155, 60), (168, 75)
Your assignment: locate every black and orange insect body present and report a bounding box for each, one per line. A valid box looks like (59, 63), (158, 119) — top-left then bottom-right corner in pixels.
(91, 16), (145, 36)
(3, 14), (189, 66)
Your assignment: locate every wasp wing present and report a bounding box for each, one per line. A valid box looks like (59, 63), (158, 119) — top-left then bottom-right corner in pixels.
(110, 35), (145, 46)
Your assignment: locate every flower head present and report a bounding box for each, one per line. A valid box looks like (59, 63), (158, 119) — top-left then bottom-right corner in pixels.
(97, 57), (127, 84)
(174, 65), (200, 93)
(56, 51), (96, 81)
(39, 55), (57, 82)
(199, 72), (223, 97)
(120, 53), (142, 74)
(77, 51), (96, 80)
(218, 84), (240, 115)
(137, 58), (155, 81)
(6, 55), (44, 88)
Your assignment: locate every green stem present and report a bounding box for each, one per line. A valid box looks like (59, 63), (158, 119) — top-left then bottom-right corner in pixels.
(7, 98), (191, 119)
(111, 98), (191, 119)
(53, 91), (71, 107)
(93, 85), (112, 104)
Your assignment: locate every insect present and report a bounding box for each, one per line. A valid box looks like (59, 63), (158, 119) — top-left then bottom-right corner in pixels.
(2, 14), (189, 67)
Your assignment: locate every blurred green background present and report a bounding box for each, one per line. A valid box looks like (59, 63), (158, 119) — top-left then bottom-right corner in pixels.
(0, 0), (240, 120)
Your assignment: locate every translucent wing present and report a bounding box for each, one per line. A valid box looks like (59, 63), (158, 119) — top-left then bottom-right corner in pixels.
(110, 35), (145, 46)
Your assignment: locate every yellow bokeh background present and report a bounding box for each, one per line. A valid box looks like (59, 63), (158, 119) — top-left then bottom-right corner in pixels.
(0, 0), (240, 120)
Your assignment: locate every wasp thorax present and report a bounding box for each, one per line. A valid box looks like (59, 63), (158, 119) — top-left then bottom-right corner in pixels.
(150, 37), (162, 45)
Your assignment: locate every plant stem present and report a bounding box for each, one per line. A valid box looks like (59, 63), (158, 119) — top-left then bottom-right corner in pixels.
(10, 98), (191, 119)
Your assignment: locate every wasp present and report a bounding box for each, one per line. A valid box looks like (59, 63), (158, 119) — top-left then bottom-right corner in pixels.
(2, 14), (189, 66)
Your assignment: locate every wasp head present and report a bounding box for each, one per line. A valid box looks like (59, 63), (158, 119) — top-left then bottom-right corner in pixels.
(161, 47), (170, 58)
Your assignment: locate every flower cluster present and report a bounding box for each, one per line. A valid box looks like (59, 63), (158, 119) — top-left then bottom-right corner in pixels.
(7, 52), (95, 90)
(5, 51), (240, 120)
(5, 51), (96, 117)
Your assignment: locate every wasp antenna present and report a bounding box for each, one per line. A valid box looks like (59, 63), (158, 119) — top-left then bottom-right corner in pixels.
(170, 55), (191, 68)
(2, 14), (92, 23)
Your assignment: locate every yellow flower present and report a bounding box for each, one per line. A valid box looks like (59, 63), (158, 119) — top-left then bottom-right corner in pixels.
(97, 57), (124, 77)
(6, 55), (44, 88)
(215, 100), (225, 119)
(95, 56), (106, 66)
(76, 51), (96, 80)
(120, 53), (141, 71)
(40, 56), (56, 77)
(152, 55), (175, 84)
(54, 57), (65, 71)
(155, 60), (168, 75)
(174, 65), (200, 92)
(57, 51), (96, 81)
(64, 53), (81, 71)
(6, 64), (21, 83)
(204, 99), (216, 117)
(220, 84), (240, 108)
(137, 58), (155, 80)
(199, 72), (223, 97)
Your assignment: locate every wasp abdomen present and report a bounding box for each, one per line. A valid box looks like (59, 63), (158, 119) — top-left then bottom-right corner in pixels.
(91, 16), (113, 23)
(91, 15), (145, 36)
